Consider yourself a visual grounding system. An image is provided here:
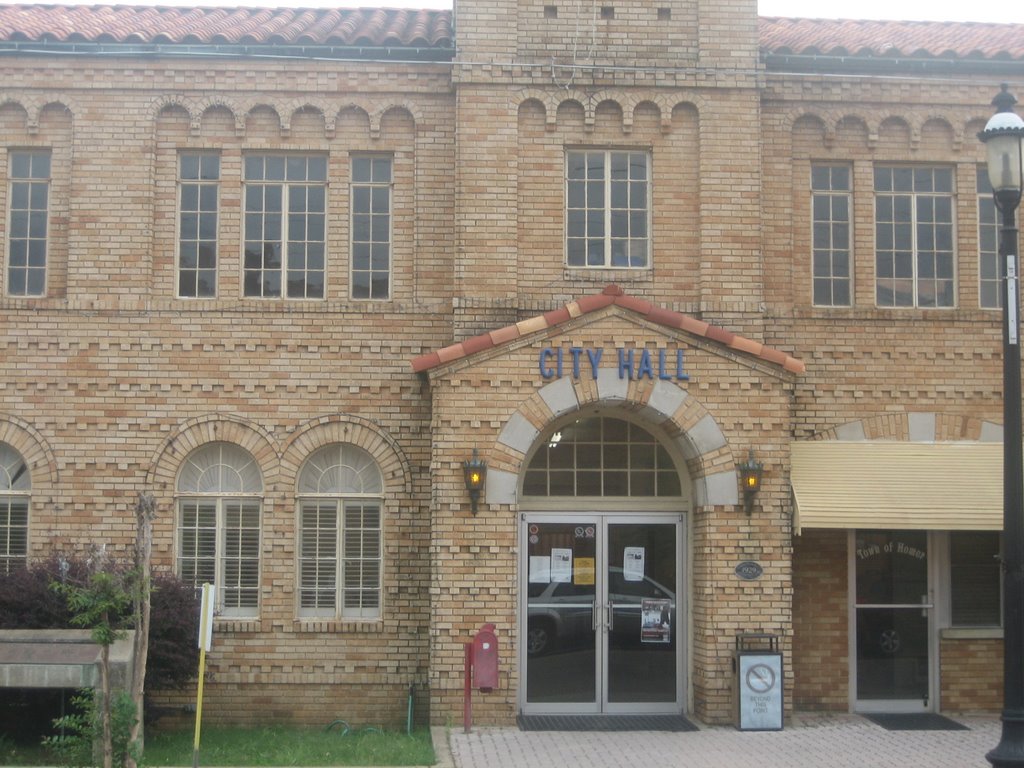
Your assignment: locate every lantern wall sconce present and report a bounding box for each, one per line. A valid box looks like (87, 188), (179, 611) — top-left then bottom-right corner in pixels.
(738, 449), (763, 515)
(463, 449), (487, 515)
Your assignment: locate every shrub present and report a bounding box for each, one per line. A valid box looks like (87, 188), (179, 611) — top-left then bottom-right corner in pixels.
(0, 556), (199, 693)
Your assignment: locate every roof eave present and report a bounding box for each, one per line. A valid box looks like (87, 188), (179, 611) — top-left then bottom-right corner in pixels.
(762, 51), (1024, 76)
(0, 39), (456, 63)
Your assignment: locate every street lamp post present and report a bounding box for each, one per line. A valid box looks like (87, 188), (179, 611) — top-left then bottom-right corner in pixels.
(981, 83), (1024, 768)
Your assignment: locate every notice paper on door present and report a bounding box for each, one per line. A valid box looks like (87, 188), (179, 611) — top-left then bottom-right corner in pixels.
(574, 557), (595, 585)
(623, 546), (645, 581)
(550, 548), (572, 583)
(528, 556), (551, 583)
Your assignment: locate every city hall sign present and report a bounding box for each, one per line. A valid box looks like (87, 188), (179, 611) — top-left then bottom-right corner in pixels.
(539, 346), (690, 382)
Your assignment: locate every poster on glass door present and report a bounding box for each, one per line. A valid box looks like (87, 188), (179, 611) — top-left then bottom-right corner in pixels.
(641, 598), (672, 643)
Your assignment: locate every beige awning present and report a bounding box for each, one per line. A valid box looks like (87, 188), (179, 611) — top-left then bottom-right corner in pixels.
(790, 441), (1003, 534)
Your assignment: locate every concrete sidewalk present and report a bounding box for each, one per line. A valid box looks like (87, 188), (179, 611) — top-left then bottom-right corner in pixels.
(440, 714), (1002, 768)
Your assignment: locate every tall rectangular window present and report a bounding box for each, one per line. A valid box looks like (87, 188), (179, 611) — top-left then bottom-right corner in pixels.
(178, 153), (219, 298)
(298, 500), (381, 619)
(177, 499), (260, 617)
(811, 165), (852, 306)
(950, 531), (1001, 627)
(299, 502), (338, 614)
(978, 167), (1001, 309)
(0, 498), (28, 575)
(342, 502), (381, 618)
(244, 155), (326, 299)
(874, 166), (955, 308)
(7, 150), (50, 297)
(566, 150), (650, 268)
(351, 156), (392, 300)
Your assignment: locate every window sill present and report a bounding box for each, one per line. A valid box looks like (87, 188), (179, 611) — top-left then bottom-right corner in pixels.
(294, 618), (384, 634)
(563, 267), (653, 284)
(940, 627), (1003, 640)
(214, 618), (261, 633)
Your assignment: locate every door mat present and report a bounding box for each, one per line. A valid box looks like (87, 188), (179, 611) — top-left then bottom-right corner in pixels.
(517, 714), (698, 732)
(864, 713), (969, 731)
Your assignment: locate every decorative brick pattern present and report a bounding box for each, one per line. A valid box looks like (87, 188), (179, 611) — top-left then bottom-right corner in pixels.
(0, 0), (1013, 731)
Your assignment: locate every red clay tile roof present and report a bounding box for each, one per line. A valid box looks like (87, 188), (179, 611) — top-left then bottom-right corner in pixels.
(411, 285), (805, 375)
(0, 6), (1019, 61)
(759, 16), (1024, 61)
(0, 4), (453, 48)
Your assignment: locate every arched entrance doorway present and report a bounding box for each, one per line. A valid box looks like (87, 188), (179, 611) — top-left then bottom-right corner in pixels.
(518, 411), (689, 716)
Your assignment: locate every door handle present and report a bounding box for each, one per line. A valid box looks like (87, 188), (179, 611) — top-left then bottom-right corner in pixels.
(607, 600), (615, 632)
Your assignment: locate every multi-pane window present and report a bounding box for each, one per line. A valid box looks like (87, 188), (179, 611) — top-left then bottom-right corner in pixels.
(874, 166), (955, 308)
(978, 168), (1001, 309)
(950, 531), (1001, 627)
(7, 150), (50, 297)
(298, 444), (383, 619)
(244, 155), (326, 299)
(351, 156), (392, 300)
(176, 443), (263, 617)
(523, 416), (681, 497)
(566, 150), (650, 268)
(178, 153), (219, 298)
(811, 165), (852, 306)
(0, 443), (29, 575)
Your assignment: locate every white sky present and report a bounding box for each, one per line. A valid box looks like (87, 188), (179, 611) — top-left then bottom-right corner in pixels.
(1, 0), (1022, 23)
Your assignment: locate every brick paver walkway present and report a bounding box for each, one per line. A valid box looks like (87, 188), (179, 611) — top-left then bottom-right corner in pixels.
(444, 714), (1001, 768)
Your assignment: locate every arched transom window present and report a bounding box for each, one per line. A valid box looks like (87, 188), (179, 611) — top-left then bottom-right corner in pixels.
(176, 443), (263, 617)
(298, 444), (383, 619)
(524, 416), (681, 497)
(0, 442), (30, 574)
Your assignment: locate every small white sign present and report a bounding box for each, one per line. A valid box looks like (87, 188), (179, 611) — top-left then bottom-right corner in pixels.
(528, 556), (551, 583)
(198, 583), (216, 652)
(623, 547), (645, 581)
(550, 548), (572, 583)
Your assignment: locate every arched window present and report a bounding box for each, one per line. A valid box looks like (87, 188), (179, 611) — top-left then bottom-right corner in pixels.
(176, 443), (262, 617)
(523, 416), (681, 497)
(297, 444), (383, 619)
(0, 442), (30, 574)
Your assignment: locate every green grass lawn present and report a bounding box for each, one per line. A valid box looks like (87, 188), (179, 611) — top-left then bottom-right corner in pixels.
(144, 724), (435, 766)
(0, 725), (436, 767)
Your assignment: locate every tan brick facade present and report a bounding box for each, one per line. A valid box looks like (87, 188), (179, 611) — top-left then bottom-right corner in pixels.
(0, 0), (1016, 730)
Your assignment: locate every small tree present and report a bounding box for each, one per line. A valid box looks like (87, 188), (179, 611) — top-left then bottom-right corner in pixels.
(125, 493), (155, 768)
(52, 548), (133, 768)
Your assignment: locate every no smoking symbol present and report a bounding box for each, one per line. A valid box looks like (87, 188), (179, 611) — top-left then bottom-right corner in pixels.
(746, 663), (776, 694)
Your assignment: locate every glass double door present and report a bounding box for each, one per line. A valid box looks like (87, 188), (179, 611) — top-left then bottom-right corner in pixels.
(854, 530), (933, 712)
(522, 514), (682, 714)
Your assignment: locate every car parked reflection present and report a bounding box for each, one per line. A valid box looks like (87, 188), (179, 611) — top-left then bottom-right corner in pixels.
(527, 568), (674, 656)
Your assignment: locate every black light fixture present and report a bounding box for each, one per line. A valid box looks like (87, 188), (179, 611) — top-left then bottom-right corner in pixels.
(737, 449), (763, 515)
(979, 83), (1024, 768)
(463, 449), (487, 515)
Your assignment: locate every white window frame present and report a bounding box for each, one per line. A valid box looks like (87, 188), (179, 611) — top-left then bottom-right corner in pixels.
(297, 444), (384, 620)
(565, 149), (651, 269)
(977, 166), (1001, 310)
(6, 149), (50, 298)
(811, 164), (853, 307)
(177, 152), (220, 299)
(243, 154), (327, 300)
(874, 165), (956, 309)
(0, 442), (29, 575)
(175, 443), (263, 618)
(350, 154), (393, 301)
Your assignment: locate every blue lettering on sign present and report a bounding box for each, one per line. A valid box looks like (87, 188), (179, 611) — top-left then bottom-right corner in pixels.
(540, 347), (689, 381)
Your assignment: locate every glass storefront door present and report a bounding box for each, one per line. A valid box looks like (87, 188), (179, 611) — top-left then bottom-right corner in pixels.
(522, 514), (682, 714)
(853, 530), (933, 712)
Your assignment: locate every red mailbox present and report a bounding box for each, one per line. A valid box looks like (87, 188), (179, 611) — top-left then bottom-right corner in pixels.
(472, 623), (499, 692)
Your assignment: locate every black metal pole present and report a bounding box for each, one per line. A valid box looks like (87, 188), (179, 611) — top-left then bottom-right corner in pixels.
(988, 192), (1024, 767)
